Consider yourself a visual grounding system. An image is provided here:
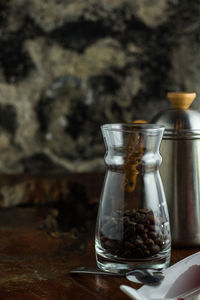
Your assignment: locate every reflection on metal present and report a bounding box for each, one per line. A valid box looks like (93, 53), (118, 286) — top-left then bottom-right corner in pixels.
(152, 92), (200, 246)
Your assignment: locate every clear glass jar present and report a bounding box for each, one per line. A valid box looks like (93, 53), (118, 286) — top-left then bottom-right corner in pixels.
(95, 123), (171, 273)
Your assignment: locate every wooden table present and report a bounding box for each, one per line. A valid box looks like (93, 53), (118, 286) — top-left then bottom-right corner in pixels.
(0, 174), (199, 299)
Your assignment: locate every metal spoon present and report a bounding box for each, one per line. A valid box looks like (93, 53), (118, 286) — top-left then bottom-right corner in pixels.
(69, 267), (164, 285)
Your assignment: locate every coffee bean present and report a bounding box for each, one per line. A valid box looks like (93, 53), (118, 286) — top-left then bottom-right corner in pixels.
(150, 244), (160, 254)
(124, 226), (136, 240)
(135, 237), (144, 247)
(142, 233), (148, 240)
(144, 249), (151, 256)
(145, 219), (150, 227)
(132, 247), (144, 258)
(100, 209), (169, 259)
(136, 214), (146, 224)
(104, 240), (115, 249)
(155, 237), (162, 246)
(138, 208), (150, 214)
(129, 220), (137, 226)
(124, 216), (130, 224)
(124, 210), (132, 216)
(148, 231), (157, 239)
(147, 213), (155, 225)
(125, 241), (135, 249)
(145, 238), (154, 246)
(149, 225), (155, 231)
(136, 223), (145, 233)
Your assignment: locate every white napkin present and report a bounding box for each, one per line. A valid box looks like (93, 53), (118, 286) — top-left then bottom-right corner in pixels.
(120, 251), (200, 299)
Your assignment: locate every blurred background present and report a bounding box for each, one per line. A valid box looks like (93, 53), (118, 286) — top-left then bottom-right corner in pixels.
(0, 0), (200, 174)
(0, 2), (200, 294)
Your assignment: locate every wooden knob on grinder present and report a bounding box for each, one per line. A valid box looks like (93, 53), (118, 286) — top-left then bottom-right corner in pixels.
(167, 92), (196, 110)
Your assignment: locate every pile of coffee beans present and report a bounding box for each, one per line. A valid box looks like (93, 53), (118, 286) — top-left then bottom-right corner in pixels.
(100, 208), (169, 259)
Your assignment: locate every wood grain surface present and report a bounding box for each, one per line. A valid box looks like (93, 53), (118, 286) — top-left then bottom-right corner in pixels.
(0, 174), (199, 299)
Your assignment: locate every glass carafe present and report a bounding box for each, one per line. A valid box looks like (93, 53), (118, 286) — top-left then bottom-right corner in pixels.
(95, 123), (171, 273)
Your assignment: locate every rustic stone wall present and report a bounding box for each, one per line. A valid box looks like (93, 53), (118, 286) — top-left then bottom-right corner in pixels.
(0, 0), (200, 173)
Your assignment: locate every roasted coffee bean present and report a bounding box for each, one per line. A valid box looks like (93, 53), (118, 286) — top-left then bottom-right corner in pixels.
(138, 208), (149, 214)
(136, 223), (145, 233)
(125, 241), (135, 249)
(155, 237), (162, 246)
(144, 249), (151, 256)
(100, 209), (169, 259)
(148, 231), (157, 239)
(141, 233), (148, 240)
(145, 219), (150, 227)
(124, 210), (132, 216)
(136, 214), (146, 224)
(147, 213), (155, 225)
(123, 216), (130, 224)
(104, 240), (115, 249)
(145, 238), (154, 246)
(134, 247), (145, 258)
(124, 250), (133, 258)
(124, 226), (136, 240)
(128, 220), (137, 226)
(135, 237), (144, 247)
(150, 244), (160, 254)
(149, 224), (155, 231)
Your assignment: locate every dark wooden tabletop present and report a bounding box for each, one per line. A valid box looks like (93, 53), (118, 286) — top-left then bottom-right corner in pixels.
(0, 173), (199, 299)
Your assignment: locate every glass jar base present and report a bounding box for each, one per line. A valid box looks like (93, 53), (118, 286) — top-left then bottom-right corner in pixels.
(96, 250), (170, 274)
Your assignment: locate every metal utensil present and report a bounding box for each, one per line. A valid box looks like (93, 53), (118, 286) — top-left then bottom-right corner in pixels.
(69, 267), (164, 285)
(151, 92), (200, 247)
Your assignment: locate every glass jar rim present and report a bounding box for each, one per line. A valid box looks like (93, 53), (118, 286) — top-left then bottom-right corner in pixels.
(101, 123), (165, 133)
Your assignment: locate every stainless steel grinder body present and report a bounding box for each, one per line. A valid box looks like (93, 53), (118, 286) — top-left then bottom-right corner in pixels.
(152, 92), (200, 246)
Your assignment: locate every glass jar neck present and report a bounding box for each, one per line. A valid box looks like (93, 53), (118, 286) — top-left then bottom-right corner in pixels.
(101, 123), (164, 171)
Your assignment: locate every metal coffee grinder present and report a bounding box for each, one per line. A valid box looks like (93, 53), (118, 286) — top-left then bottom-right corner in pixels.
(151, 92), (200, 247)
